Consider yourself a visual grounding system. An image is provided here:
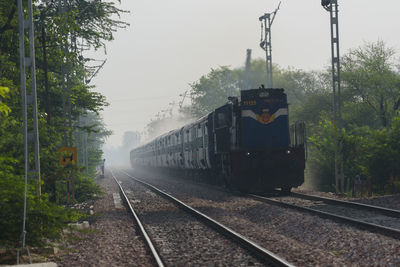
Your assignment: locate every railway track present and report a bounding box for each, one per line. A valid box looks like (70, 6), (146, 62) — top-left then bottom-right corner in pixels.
(113, 169), (293, 267)
(110, 169), (164, 267)
(249, 192), (400, 240)
(291, 192), (400, 218)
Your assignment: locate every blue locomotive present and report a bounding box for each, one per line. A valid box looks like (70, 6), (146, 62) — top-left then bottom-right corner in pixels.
(130, 86), (305, 193)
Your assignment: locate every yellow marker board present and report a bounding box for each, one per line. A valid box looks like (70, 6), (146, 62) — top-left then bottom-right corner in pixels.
(59, 147), (77, 165)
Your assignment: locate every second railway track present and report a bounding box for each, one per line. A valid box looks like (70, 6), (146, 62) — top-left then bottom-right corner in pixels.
(291, 192), (400, 218)
(249, 192), (400, 240)
(111, 169), (292, 266)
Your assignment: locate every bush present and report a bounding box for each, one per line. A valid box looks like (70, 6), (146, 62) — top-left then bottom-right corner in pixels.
(308, 115), (400, 194)
(0, 160), (84, 246)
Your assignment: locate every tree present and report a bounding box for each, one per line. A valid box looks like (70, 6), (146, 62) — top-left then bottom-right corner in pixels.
(190, 66), (239, 117)
(341, 41), (400, 128)
(0, 0), (126, 245)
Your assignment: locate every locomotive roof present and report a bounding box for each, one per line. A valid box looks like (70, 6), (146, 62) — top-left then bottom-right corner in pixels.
(240, 87), (285, 100)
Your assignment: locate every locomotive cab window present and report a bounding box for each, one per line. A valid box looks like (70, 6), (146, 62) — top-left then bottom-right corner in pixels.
(214, 104), (232, 129)
(218, 113), (225, 127)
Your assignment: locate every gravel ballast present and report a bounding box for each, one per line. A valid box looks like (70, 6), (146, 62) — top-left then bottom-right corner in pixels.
(120, 168), (400, 266)
(120, 177), (266, 266)
(54, 171), (154, 267)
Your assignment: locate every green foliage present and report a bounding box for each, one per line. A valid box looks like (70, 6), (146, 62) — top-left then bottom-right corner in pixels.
(309, 114), (400, 193)
(74, 174), (102, 202)
(307, 117), (335, 191)
(0, 161), (83, 246)
(190, 66), (239, 117)
(0, 85), (11, 116)
(54, 168), (102, 204)
(0, 0), (122, 245)
(341, 40), (400, 128)
(306, 41), (400, 192)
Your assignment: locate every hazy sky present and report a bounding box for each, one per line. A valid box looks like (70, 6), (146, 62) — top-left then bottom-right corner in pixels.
(90, 0), (400, 148)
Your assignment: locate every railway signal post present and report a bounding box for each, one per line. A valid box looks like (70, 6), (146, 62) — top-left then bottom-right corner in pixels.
(321, 0), (344, 193)
(259, 1), (281, 88)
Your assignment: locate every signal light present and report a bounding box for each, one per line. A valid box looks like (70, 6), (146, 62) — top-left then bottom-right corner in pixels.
(321, 0), (331, 7)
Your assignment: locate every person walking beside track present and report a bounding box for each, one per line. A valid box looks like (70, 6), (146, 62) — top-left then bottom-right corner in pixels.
(100, 158), (106, 177)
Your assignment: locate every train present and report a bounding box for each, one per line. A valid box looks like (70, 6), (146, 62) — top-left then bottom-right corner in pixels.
(130, 85), (306, 193)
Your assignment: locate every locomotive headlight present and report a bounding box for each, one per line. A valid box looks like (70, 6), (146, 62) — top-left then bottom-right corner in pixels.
(246, 152), (251, 157)
(286, 149), (291, 154)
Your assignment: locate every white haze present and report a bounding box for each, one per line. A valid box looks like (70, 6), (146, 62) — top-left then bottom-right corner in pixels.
(88, 0), (400, 159)
(143, 113), (196, 143)
(103, 112), (195, 165)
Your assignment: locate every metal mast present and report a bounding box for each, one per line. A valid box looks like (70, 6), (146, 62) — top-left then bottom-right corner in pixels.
(322, 0), (344, 193)
(243, 49), (252, 91)
(259, 1), (281, 88)
(17, 0), (41, 260)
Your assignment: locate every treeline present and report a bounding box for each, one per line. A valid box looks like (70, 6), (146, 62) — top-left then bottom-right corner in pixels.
(148, 40), (400, 195)
(0, 0), (126, 246)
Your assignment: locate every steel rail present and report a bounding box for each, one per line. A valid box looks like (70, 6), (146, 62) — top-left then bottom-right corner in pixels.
(118, 169), (293, 267)
(249, 194), (400, 240)
(110, 169), (165, 267)
(291, 192), (400, 218)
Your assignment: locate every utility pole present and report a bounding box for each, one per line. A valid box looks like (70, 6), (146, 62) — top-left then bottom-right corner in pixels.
(321, 0), (344, 193)
(179, 91), (188, 109)
(17, 0), (41, 262)
(58, 0), (76, 202)
(243, 49), (252, 90)
(259, 1), (281, 88)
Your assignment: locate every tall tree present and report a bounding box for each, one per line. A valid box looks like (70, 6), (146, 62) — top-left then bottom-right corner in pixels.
(341, 41), (400, 128)
(190, 66), (239, 117)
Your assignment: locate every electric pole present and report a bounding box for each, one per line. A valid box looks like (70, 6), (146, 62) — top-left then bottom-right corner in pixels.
(17, 0), (41, 262)
(322, 0), (344, 193)
(259, 1), (281, 88)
